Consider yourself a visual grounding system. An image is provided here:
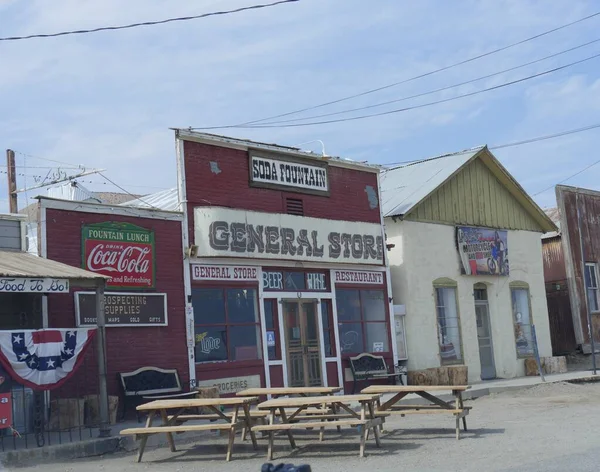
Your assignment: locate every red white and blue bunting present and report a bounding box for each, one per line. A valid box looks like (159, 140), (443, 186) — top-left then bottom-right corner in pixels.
(0, 329), (96, 390)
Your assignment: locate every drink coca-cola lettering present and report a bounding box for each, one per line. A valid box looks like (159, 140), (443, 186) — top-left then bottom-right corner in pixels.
(83, 222), (155, 289)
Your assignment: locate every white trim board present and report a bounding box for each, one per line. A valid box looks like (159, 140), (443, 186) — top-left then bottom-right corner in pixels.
(39, 197), (183, 221)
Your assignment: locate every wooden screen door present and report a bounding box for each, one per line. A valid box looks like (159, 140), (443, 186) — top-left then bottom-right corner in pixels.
(282, 300), (323, 387)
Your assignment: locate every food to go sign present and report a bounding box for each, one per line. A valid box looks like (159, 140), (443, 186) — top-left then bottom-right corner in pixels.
(82, 222), (155, 289)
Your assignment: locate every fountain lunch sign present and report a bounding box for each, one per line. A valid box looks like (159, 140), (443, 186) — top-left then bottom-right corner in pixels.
(82, 222), (155, 289)
(194, 207), (384, 265)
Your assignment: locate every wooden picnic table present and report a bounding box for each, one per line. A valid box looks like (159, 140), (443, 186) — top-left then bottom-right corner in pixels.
(237, 386), (342, 398)
(361, 385), (471, 439)
(255, 394), (384, 459)
(120, 396), (259, 462)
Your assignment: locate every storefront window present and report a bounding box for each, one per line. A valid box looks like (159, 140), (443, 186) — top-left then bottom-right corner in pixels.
(192, 287), (262, 363)
(336, 289), (389, 355)
(264, 300), (280, 361)
(434, 284), (463, 364)
(511, 283), (533, 357)
(320, 301), (336, 357)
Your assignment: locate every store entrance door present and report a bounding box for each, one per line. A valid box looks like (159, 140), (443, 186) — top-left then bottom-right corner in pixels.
(282, 300), (323, 387)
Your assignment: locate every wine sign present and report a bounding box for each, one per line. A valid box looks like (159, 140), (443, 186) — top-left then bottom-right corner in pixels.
(82, 222), (155, 289)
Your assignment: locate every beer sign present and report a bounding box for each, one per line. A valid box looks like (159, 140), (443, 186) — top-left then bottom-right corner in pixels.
(82, 222), (155, 289)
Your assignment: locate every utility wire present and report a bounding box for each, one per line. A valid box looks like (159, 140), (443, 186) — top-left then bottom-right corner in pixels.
(384, 122), (600, 167)
(262, 38), (600, 125)
(199, 10), (600, 128)
(216, 51), (600, 128)
(99, 173), (161, 210)
(0, 0), (299, 42)
(532, 157), (600, 197)
(251, 38), (600, 125)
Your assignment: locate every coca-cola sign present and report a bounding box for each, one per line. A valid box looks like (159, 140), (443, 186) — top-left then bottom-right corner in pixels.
(82, 222), (155, 289)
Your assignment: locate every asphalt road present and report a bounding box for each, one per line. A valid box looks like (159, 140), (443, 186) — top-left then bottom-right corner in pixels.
(8, 381), (600, 472)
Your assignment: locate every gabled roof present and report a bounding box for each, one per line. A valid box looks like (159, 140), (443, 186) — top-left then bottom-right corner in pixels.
(381, 145), (556, 233)
(120, 188), (180, 212)
(381, 147), (484, 218)
(542, 207), (561, 240)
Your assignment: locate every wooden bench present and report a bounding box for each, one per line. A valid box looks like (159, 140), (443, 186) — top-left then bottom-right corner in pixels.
(119, 367), (197, 421)
(349, 353), (404, 393)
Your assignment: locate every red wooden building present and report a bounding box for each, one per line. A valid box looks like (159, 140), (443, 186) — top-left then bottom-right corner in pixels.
(175, 131), (396, 393)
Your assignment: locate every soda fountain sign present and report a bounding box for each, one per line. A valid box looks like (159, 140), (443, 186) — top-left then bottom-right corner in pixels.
(82, 222), (155, 289)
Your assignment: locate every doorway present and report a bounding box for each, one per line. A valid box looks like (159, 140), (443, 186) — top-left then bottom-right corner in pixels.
(474, 285), (496, 380)
(282, 300), (323, 387)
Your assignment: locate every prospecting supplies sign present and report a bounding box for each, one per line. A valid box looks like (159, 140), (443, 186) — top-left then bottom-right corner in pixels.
(82, 222), (155, 289)
(456, 226), (509, 276)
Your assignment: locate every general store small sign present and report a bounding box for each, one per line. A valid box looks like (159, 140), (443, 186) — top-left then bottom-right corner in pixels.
(0, 278), (69, 293)
(75, 292), (167, 327)
(192, 264), (259, 281)
(82, 222), (155, 289)
(250, 154), (328, 194)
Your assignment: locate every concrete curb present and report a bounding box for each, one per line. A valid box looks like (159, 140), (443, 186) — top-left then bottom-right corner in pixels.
(0, 436), (125, 468)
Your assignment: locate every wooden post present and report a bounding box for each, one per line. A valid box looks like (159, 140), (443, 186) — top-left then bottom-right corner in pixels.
(96, 280), (111, 437)
(6, 149), (17, 213)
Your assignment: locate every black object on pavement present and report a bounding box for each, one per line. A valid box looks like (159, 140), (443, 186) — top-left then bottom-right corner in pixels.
(261, 463), (312, 472)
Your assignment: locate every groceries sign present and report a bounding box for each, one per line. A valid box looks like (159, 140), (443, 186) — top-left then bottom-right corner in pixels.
(82, 222), (155, 289)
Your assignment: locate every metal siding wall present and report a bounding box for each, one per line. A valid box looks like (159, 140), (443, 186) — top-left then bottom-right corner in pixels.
(0, 219), (21, 250)
(406, 159), (541, 231)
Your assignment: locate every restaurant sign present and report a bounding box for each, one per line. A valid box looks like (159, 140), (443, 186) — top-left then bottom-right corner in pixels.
(82, 222), (155, 289)
(250, 153), (328, 194)
(194, 207), (384, 265)
(192, 264), (259, 281)
(0, 278), (69, 293)
(75, 292), (168, 327)
(333, 270), (384, 285)
(456, 226), (509, 276)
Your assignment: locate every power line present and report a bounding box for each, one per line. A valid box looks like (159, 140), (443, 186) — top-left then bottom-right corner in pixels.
(532, 157), (600, 197)
(98, 173), (160, 210)
(214, 51), (600, 128)
(13, 150), (85, 169)
(383, 122), (600, 167)
(0, 0), (299, 42)
(199, 10), (600, 128)
(251, 38), (600, 125)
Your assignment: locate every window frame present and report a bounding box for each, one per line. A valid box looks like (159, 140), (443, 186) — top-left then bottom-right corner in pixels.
(509, 281), (534, 359)
(320, 299), (336, 358)
(191, 283), (262, 365)
(336, 287), (391, 357)
(264, 298), (281, 361)
(584, 262), (600, 313)
(433, 278), (464, 366)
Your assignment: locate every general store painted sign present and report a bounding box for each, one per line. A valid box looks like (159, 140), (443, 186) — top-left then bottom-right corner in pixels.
(0, 278), (69, 293)
(194, 207), (384, 265)
(456, 226), (509, 276)
(250, 153), (329, 194)
(75, 292), (168, 327)
(82, 222), (155, 289)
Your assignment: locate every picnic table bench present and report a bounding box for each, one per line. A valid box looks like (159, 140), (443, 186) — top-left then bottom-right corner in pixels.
(361, 385), (471, 439)
(254, 394), (384, 459)
(119, 396), (259, 462)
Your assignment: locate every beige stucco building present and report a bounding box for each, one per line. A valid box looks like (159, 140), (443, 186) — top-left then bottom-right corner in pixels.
(381, 146), (557, 382)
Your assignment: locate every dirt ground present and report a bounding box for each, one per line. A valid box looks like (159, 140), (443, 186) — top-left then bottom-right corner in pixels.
(10, 381), (600, 472)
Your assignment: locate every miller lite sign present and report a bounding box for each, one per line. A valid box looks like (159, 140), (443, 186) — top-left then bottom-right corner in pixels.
(82, 222), (155, 289)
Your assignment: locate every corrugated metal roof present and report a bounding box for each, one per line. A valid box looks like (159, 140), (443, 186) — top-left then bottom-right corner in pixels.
(381, 147), (484, 218)
(120, 188), (180, 212)
(0, 250), (108, 280)
(542, 207), (561, 239)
